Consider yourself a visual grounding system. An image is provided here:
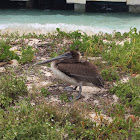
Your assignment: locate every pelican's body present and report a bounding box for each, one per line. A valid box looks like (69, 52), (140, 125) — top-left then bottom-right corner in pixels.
(51, 61), (78, 85)
(51, 60), (104, 87)
(35, 51), (104, 100)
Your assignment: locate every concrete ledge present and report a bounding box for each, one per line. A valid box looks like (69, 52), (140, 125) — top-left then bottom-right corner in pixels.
(66, 0), (86, 4)
(129, 5), (140, 13)
(74, 3), (85, 12)
(10, 0), (29, 1)
(90, 0), (126, 2)
(127, 0), (140, 5)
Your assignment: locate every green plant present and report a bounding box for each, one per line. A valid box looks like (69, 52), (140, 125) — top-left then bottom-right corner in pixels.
(0, 72), (27, 108)
(59, 92), (70, 102)
(109, 76), (140, 116)
(41, 88), (51, 97)
(56, 28), (82, 40)
(0, 42), (19, 62)
(19, 46), (35, 64)
(101, 68), (120, 81)
(102, 28), (140, 73)
(51, 52), (58, 58)
(132, 126), (140, 140)
(70, 34), (104, 57)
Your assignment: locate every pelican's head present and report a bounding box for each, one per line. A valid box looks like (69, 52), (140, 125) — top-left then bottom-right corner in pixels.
(33, 51), (81, 66)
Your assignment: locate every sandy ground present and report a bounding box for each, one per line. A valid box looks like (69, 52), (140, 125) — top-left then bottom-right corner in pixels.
(0, 27), (96, 36)
(0, 34), (131, 123)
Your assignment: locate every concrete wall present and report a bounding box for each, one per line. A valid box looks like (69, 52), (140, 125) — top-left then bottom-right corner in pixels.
(127, 0), (140, 13)
(129, 5), (140, 12)
(74, 3), (85, 12)
(67, 0), (140, 5)
(90, 0), (126, 2)
(66, 0), (86, 4)
(127, 0), (140, 5)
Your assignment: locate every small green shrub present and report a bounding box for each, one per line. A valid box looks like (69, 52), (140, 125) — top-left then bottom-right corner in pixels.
(132, 126), (140, 140)
(41, 88), (51, 97)
(0, 102), (62, 140)
(0, 95), (12, 108)
(59, 92), (70, 102)
(101, 69), (120, 81)
(51, 52), (58, 58)
(102, 28), (140, 73)
(0, 42), (19, 62)
(56, 28), (82, 40)
(114, 32), (122, 40)
(0, 100), (138, 140)
(19, 46), (35, 64)
(109, 76), (140, 116)
(0, 72), (27, 108)
(70, 34), (104, 56)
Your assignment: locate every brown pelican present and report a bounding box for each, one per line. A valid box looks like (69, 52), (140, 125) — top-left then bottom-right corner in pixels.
(34, 51), (104, 100)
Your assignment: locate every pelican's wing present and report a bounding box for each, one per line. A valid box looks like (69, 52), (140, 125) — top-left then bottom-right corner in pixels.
(57, 62), (104, 87)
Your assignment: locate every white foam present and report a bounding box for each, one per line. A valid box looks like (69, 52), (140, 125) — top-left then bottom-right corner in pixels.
(0, 23), (131, 35)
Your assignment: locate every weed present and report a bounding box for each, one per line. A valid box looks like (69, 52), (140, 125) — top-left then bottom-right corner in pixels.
(51, 52), (58, 58)
(0, 41), (19, 62)
(0, 100), (139, 140)
(109, 76), (140, 116)
(59, 92), (70, 102)
(56, 28), (82, 40)
(0, 72), (27, 108)
(41, 88), (51, 97)
(101, 68), (120, 81)
(102, 28), (140, 73)
(19, 46), (35, 64)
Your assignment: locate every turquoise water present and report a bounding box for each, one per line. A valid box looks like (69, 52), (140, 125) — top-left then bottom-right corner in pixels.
(0, 9), (140, 34)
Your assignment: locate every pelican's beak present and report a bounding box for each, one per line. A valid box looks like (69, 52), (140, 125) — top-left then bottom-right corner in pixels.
(33, 52), (72, 66)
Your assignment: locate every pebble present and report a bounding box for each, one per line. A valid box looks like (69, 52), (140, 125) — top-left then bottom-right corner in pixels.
(0, 67), (6, 73)
(10, 59), (19, 66)
(28, 39), (41, 46)
(93, 100), (99, 105)
(9, 46), (18, 51)
(112, 94), (119, 103)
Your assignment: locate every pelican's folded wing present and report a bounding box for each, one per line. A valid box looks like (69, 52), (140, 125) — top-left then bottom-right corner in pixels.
(57, 62), (104, 87)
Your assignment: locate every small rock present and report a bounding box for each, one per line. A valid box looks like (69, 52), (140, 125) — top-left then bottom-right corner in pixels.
(0, 67), (6, 73)
(40, 57), (50, 61)
(31, 102), (35, 106)
(40, 70), (52, 77)
(88, 57), (102, 61)
(10, 59), (19, 66)
(113, 94), (119, 103)
(59, 87), (63, 91)
(27, 84), (33, 90)
(120, 76), (130, 83)
(45, 71), (52, 77)
(37, 81), (51, 87)
(9, 46), (18, 51)
(28, 39), (41, 46)
(40, 66), (48, 69)
(27, 76), (39, 82)
(101, 61), (107, 64)
(93, 100), (99, 105)
(38, 41), (49, 46)
(103, 40), (111, 44)
(49, 96), (61, 103)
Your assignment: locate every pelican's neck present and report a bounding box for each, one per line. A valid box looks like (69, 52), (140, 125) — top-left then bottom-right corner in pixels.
(51, 61), (57, 69)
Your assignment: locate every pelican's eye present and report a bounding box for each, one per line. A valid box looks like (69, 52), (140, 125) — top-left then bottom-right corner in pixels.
(64, 52), (73, 59)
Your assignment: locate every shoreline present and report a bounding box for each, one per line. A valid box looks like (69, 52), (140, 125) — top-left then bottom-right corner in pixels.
(0, 23), (133, 36)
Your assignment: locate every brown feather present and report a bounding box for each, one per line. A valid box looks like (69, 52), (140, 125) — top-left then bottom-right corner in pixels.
(56, 61), (104, 87)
